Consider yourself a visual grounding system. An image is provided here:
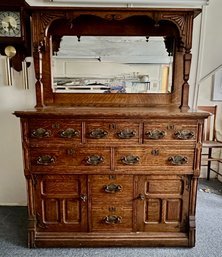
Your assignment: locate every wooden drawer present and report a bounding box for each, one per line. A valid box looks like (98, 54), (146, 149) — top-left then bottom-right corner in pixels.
(89, 175), (133, 204)
(91, 205), (132, 232)
(85, 121), (141, 145)
(115, 146), (195, 171)
(29, 147), (111, 172)
(28, 119), (82, 143)
(144, 120), (197, 145)
(29, 145), (195, 173)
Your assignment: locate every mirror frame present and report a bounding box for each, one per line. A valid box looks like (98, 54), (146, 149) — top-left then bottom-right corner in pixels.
(31, 7), (201, 110)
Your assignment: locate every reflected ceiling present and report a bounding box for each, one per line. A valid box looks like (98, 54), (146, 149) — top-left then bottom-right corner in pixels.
(54, 36), (171, 64)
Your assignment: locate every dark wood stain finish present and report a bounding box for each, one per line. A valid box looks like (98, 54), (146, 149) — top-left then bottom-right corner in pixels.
(13, 5), (209, 248)
(15, 107), (208, 248)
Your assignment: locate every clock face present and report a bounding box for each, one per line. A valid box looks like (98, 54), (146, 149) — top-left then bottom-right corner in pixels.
(0, 11), (21, 37)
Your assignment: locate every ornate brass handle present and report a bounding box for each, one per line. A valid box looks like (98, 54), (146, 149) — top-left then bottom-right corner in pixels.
(31, 128), (51, 138)
(145, 130), (166, 139)
(103, 215), (122, 224)
(168, 155), (188, 165)
(59, 128), (80, 138)
(103, 183), (122, 193)
(88, 128), (108, 139)
(174, 130), (195, 140)
(121, 155), (140, 165)
(80, 194), (87, 202)
(116, 129), (136, 139)
(36, 155), (55, 165)
(86, 155), (104, 165)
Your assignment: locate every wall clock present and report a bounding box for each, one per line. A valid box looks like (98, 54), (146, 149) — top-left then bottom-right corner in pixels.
(0, 0), (31, 71)
(0, 11), (21, 37)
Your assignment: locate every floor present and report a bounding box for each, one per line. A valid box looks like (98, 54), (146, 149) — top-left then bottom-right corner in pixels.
(198, 178), (222, 195)
(0, 205), (27, 248)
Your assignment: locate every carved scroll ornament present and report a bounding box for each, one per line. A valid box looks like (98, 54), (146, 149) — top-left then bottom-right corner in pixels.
(31, 9), (195, 49)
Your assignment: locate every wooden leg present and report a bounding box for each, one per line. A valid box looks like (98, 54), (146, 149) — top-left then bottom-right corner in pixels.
(207, 148), (212, 180)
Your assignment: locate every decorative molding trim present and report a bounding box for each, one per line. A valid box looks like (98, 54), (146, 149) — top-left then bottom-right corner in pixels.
(48, 0), (209, 8)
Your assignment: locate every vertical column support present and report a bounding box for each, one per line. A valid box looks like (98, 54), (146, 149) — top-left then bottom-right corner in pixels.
(188, 176), (198, 247)
(26, 176), (37, 248)
(179, 12), (195, 111)
(188, 120), (204, 247)
(33, 41), (45, 108)
(181, 51), (192, 111)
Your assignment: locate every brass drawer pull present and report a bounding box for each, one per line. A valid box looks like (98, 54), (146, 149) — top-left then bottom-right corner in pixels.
(145, 130), (166, 139)
(174, 130), (195, 140)
(88, 128), (108, 139)
(103, 215), (122, 224)
(36, 155), (55, 165)
(59, 128), (80, 138)
(103, 183), (122, 193)
(121, 155), (140, 165)
(31, 128), (51, 138)
(116, 129), (136, 139)
(168, 155), (188, 165)
(86, 155), (104, 165)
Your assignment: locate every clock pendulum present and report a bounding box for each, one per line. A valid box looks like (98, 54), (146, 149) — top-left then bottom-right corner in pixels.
(4, 45), (16, 85)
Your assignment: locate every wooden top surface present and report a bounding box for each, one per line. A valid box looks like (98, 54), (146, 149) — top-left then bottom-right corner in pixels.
(14, 106), (210, 119)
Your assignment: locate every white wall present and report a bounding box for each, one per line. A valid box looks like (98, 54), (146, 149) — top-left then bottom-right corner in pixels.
(196, 0), (222, 133)
(0, 1), (221, 205)
(0, 57), (36, 205)
(195, 0), (222, 179)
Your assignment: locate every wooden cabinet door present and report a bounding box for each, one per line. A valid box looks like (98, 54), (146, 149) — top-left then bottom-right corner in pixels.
(34, 174), (88, 232)
(134, 175), (190, 233)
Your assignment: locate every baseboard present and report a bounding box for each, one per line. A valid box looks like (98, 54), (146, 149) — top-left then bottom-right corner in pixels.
(0, 203), (27, 206)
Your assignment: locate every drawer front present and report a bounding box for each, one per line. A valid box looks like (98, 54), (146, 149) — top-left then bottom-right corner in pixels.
(91, 205), (132, 232)
(86, 121), (141, 144)
(144, 121), (197, 145)
(30, 146), (194, 173)
(115, 146), (194, 171)
(28, 119), (82, 143)
(30, 147), (111, 172)
(89, 175), (133, 204)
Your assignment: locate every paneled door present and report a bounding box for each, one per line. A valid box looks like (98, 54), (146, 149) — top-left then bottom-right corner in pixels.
(134, 175), (190, 233)
(34, 174), (88, 232)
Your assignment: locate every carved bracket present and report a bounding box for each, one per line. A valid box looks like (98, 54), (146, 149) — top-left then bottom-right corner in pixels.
(32, 9), (197, 48)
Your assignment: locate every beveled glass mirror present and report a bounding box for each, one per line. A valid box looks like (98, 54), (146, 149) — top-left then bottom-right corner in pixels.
(52, 36), (173, 94)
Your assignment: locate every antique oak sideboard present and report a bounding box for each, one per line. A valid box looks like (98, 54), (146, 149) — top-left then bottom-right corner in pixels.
(14, 7), (209, 248)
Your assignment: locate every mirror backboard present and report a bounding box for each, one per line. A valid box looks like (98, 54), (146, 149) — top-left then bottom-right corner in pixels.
(31, 8), (200, 108)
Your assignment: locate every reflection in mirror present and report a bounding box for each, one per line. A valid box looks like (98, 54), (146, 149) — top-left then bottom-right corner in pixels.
(52, 36), (173, 94)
